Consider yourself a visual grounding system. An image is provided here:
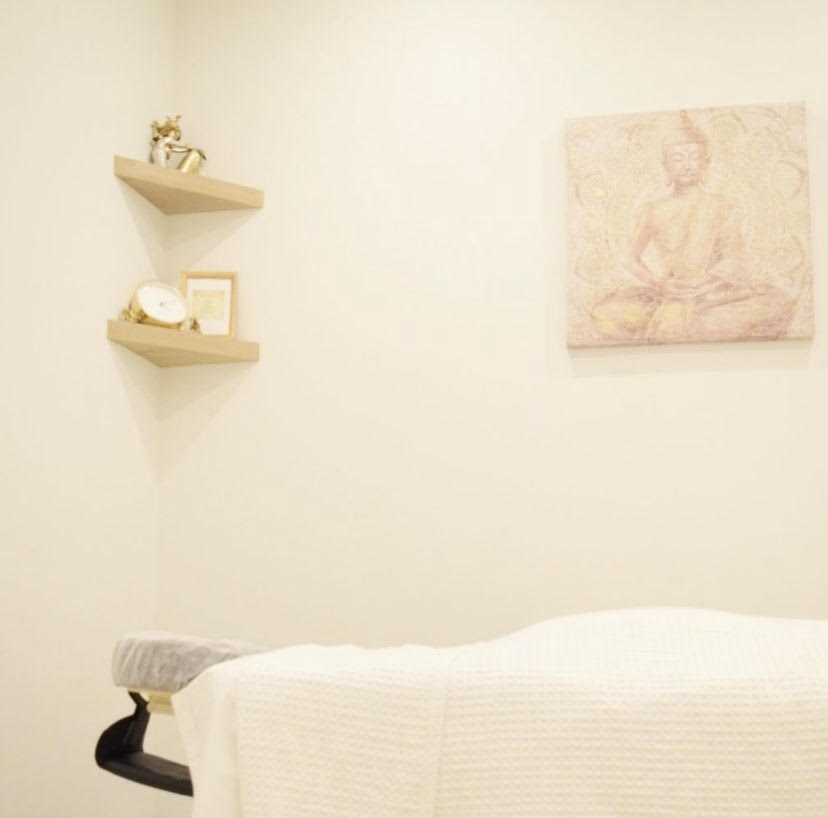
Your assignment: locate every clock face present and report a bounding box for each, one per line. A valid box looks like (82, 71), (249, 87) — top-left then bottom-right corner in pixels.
(135, 281), (187, 326)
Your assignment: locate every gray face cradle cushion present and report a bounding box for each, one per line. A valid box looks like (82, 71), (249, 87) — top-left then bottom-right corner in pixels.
(99, 632), (267, 797)
(112, 631), (266, 693)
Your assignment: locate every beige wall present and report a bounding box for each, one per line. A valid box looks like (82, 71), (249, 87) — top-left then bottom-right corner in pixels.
(4, 2), (828, 816)
(0, 2), (177, 816)
(156, 0), (828, 653)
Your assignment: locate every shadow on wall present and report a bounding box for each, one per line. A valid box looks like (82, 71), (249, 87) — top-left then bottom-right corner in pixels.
(156, 363), (257, 479)
(566, 338), (813, 378)
(108, 334), (256, 480)
(115, 181), (259, 278)
(108, 344), (162, 473)
(161, 207), (258, 261)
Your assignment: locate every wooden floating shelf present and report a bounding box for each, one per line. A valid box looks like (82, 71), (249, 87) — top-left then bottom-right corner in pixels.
(113, 155), (264, 214)
(107, 320), (259, 367)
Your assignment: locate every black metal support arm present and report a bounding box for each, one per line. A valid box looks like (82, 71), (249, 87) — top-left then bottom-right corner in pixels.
(95, 691), (193, 797)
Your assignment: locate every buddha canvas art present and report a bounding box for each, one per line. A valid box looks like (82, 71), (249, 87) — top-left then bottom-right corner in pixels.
(565, 102), (813, 347)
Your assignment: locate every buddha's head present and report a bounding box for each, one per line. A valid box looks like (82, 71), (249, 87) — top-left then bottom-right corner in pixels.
(661, 111), (709, 190)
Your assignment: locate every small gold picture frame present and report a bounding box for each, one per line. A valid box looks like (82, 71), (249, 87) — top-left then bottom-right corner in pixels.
(180, 272), (238, 337)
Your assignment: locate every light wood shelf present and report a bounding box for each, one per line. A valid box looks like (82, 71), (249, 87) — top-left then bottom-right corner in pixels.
(107, 320), (259, 367)
(113, 155), (264, 214)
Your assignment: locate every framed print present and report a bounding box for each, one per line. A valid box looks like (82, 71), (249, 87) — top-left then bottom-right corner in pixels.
(180, 272), (238, 337)
(565, 102), (813, 347)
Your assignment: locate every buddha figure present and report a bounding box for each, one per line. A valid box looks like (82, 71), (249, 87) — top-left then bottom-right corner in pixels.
(590, 112), (795, 343)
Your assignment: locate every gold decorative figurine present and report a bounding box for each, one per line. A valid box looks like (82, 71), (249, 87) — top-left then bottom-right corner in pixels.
(149, 115), (206, 173)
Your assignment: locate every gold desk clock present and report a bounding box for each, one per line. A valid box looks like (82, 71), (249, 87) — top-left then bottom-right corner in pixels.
(121, 281), (188, 328)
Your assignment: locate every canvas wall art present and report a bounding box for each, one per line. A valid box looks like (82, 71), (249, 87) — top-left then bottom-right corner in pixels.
(565, 102), (813, 347)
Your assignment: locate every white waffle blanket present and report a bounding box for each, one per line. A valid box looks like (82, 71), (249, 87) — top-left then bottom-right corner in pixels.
(173, 609), (828, 818)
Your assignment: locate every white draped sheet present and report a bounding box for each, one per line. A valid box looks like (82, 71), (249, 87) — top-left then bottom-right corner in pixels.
(173, 609), (828, 818)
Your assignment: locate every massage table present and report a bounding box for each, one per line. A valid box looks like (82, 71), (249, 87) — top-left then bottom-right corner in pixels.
(96, 609), (828, 817)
